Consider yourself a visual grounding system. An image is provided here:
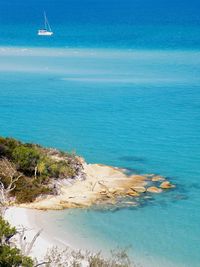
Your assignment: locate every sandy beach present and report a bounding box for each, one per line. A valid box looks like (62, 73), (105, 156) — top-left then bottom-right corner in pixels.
(4, 207), (62, 262)
(3, 163), (174, 263)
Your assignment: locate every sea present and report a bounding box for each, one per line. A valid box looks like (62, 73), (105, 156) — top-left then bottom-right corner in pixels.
(0, 1), (200, 266)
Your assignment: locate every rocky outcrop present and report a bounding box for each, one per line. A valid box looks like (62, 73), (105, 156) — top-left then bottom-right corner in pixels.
(151, 175), (165, 182)
(160, 181), (175, 189)
(20, 164), (175, 210)
(126, 189), (140, 197)
(147, 186), (162, 193)
(131, 186), (146, 193)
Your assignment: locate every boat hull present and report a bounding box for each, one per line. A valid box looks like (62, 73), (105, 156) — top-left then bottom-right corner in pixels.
(38, 30), (53, 36)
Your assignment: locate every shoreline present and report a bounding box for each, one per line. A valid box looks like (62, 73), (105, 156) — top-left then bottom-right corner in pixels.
(3, 162), (175, 263)
(18, 162), (174, 211)
(4, 207), (66, 261)
(4, 205), (180, 267)
(4, 206), (111, 263)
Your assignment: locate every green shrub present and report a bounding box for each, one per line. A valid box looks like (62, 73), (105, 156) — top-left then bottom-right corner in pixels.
(48, 160), (75, 179)
(0, 217), (34, 267)
(12, 145), (41, 175)
(0, 137), (20, 159)
(12, 177), (52, 203)
(0, 245), (34, 267)
(0, 136), (80, 204)
(0, 216), (16, 244)
(37, 156), (76, 179)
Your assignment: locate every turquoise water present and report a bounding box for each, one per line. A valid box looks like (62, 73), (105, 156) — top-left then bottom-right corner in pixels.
(1, 0), (200, 265)
(0, 47), (200, 266)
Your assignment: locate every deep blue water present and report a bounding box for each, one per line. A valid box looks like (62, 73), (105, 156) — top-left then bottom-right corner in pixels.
(0, 0), (200, 49)
(0, 1), (200, 266)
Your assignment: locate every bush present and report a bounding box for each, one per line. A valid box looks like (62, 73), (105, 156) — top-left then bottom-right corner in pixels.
(0, 137), (20, 159)
(44, 247), (134, 267)
(37, 156), (76, 179)
(0, 216), (16, 243)
(0, 136), (80, 204)
(12, 145), (41, 175)
(0, 217), (34, 267)
(12, 177), (52, 203)
(0, 245), (33, 267)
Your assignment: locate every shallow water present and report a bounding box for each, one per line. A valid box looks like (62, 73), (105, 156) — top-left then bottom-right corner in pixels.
(0, 47), (200, 266)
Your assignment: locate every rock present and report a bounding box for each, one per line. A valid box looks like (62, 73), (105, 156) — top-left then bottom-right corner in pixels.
(144, 174), (154, 179)
(99, 191), (114, 199)
(109, 188), (117, 194)
(160, 181), (175, 189)
(106, 194), (113, 199)
(115, 187), (125, 194)
(104, 199), (116, 205)
(147, 186), (162, 193)
(131, 186), (146, 193)
(148, 174), (155, 177)
(126, 190), (140, 197)
(130, 175), (147, 181)
(152, 175), (165, 182)
(100, 190), (108, 195)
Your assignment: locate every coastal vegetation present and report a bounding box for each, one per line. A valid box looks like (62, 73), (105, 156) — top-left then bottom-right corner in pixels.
(0, 135), (175, 211)
(0, 136), (83, 204)
(0, 135), (175, 266)
(0, 216), (133, 267)
(44, 247), (133, 267)
(0, 216), (33, 266)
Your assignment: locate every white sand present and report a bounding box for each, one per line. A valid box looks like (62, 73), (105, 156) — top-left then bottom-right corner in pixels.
(5, 207), (58, 262)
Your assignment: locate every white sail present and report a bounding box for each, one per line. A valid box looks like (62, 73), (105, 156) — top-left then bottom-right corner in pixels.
(38, 12), (53, 36)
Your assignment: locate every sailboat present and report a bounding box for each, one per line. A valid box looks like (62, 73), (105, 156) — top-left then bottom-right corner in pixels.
(38, 12), (53, 36)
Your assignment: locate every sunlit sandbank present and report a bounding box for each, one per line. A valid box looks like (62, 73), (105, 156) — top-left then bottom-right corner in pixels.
(1, 45), (200, 57)
(0, 46), (200, 86)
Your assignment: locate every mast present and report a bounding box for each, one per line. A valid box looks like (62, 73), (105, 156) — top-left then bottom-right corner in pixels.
(44, 11), (52, 32)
